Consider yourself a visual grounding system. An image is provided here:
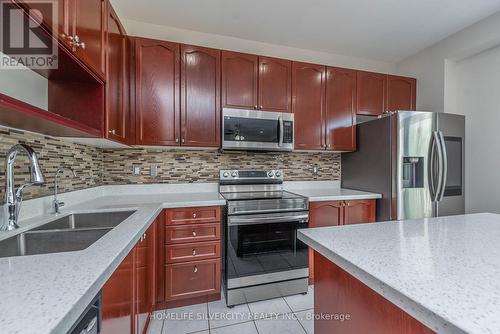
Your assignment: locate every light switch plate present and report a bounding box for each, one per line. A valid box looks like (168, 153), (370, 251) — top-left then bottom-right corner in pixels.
(132, 166), (141, 176)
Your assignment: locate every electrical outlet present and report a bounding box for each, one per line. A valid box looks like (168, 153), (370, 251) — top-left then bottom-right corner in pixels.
(150, 164), (160, 177)
(132, 166), (141, 176)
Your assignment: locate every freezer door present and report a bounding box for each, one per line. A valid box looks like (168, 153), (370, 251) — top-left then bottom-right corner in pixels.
(436, 113), (465, 216)
(396, 112), (436, 220)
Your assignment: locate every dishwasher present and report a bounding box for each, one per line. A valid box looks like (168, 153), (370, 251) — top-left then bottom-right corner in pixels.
(69, 293), (101, 334)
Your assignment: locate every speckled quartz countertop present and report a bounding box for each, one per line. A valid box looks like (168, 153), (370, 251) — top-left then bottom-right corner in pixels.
(0, 189), (225, 334)
(298, 213), (500, 334)
(290, 187), (381, 202)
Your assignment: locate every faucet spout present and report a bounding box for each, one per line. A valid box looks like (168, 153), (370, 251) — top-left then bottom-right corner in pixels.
(1, 144), (46, 231)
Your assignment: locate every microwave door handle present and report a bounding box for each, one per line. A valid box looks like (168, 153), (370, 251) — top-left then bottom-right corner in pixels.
(437, 131), (448, 201)
(278, 115), (284, 147)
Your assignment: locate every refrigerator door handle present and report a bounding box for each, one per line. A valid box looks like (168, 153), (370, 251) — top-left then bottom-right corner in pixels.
(429, 134), (437, 201)
(437, 131), (448, 201)
(431, 131), (444, 202)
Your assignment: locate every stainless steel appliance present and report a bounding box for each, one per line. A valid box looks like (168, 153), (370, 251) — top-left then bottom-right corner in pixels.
(69, 293), (101, 334)
(222, 108), (294, 152)
(342, 111), (465, 221)
(219, 170), (309, 306)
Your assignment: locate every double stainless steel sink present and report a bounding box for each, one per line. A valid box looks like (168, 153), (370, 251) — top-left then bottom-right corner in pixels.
(0, 211), (135, 258)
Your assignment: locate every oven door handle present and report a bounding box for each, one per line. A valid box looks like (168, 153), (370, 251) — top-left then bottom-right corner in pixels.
(228, 214), (309, 226)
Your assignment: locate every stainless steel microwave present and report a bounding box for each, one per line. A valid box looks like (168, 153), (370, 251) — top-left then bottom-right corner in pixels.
(222, 108), (294, 152)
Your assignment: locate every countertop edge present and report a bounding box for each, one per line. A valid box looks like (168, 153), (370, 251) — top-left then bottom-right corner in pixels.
(298, 230), (467, 334)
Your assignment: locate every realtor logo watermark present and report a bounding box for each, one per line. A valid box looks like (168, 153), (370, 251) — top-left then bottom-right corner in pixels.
(0, 0), (58, 69)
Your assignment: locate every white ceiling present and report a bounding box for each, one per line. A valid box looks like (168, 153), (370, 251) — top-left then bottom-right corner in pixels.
(111, 0), (500, 62)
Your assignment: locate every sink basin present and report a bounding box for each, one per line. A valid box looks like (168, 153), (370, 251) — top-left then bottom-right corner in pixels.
(32, 211), (135, 231)
(0, 210), (136, 258)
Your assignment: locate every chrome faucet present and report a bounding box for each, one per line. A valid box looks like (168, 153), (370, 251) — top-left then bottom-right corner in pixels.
(53, 166), (77, 214)
(1, 144), (46, 231)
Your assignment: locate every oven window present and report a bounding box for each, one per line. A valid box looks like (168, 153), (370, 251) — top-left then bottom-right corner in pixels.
(224, 117), (279, 143)
(226, 221), (308, 279)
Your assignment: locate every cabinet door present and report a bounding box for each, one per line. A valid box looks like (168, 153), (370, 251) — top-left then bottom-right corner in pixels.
(292, 62), (326, 150)
(102, 252), (133, 334)
(135, 38), (180, 145)
(222, 51), (258, 109)
(356, 71), (387, 116)
(72, 0), (106, 78)
(181, 45), (221, 147)
(326, 67), (357, 151)
(258, 57), (292, 112)
(308, 201), (343, 283)
(135, 224), (156, 334)
(387, 75), (416, 112)
(105, 3), (128, 143)
(344, 200), (376, 225)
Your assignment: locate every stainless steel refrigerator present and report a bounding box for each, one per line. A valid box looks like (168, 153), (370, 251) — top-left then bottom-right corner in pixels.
(342, 111), (465, 221)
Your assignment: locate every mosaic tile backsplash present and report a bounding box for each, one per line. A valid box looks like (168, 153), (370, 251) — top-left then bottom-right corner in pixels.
(102, 148), (340, 184)
(0, 126), (341, 200)
(0, 127), (103, 200)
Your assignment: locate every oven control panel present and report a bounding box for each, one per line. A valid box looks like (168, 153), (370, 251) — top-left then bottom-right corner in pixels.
(220, 170), (284, 180)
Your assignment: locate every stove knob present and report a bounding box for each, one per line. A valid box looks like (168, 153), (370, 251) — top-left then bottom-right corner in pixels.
(231, 171), (238, 178)
(267, 171), (274, 178)
(222, 172), (229, 178)
(275, 171), (282, 178)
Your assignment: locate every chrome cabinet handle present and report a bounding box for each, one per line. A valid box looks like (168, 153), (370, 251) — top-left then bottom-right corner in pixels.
(109, 129), (116, 135)
(182, 138), (185, 144)
(192, 231), (197, 237)
(192, 249), (196, 256)
(194, 266), (198, 273)
(175, 138), (179, 143)
(192, 213), (197, 218)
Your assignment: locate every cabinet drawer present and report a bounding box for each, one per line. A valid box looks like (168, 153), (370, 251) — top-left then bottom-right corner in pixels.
(165, 259), (221, 301)
(166, 207), (220, 225)
(165, 223), (220, 244)
(166, 241), (221, 264)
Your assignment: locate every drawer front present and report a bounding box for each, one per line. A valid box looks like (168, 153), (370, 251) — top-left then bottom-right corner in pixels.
(166, 241), (221, 264)
(165, 223), (220, 244)
(165, 259), (221, 301)
(166, 207), (221, 225)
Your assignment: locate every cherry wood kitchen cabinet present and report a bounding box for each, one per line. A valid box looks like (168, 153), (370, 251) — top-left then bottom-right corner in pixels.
(222, 51), (259, 110)
(158, 207), (222, 309)
(135, 38), (180, 145)
(105, 2), (129, 144)
(222, 51), (292, 112)
(314, 252), (436, 334)
(181, 45), (221, 147)
(102, 220), (157, 334)
(308, 199), (376, 284)
(258, 56), (292, 112)
(292, 62), (326, 150)
(356, 70), (387, 116)
(386, 75), (417, 112)
(326, 67), (357, 151)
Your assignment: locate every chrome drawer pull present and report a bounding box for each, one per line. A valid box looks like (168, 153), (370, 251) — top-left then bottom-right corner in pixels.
(192, 249), (196, 256)
(194, 266), (198, 273)
(192, 213), (197, 218)
(192, 231), (197, 237)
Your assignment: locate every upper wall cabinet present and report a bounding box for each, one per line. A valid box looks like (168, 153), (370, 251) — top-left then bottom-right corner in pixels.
(222, 51), (258, 110)
(258, 57), (292, 112)
(387, 75), (417, 112)
(292, 62), (326, 150)
(181, 45), (221, 147)
(326, 67), (357, 151)
(222, 51), (292, 112)
(356, 71), (387, 116)
(105, 3), (129, 144)
(135, 38), (180, 145)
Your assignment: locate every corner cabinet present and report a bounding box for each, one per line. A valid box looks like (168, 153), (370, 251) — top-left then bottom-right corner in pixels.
(102, 220), (156, 334)
(105, 2), (129, 144)
(308, 199), (376, 284)
(134, 38), (180, 145)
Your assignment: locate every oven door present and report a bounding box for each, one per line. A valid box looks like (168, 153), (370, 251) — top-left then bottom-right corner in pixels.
(226, 211), (309, 288)
(222, 108), (294, 151)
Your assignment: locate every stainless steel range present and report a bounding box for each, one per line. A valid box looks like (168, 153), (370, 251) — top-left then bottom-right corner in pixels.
(219, 169), (309, 307)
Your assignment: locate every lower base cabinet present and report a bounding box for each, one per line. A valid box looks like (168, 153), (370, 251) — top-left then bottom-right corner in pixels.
(314, 252), (435, 334)
(308, 199), (376, 284)
(102, 219), (157, 334)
